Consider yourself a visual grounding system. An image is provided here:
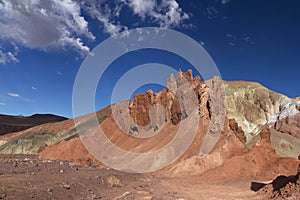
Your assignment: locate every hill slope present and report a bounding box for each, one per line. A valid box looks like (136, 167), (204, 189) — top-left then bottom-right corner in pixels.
(0, 114), (67, 136)
(0, 70), (299, 182)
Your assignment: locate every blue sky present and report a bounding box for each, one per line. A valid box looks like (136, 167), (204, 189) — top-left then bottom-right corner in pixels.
(0, 0), (299, 118)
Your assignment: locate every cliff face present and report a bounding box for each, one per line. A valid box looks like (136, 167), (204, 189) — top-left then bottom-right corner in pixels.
(127, 76), (300, 143)
(113, 69), (224, 140)
(128, 69), (203, 128)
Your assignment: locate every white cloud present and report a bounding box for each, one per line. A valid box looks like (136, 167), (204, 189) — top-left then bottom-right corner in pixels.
(7, 52), (19, 63)
(80, 1), (125, 36)
(8, 93), (20, 97)
(0, 50), (7, 64)
(0, 102), (5, 106)
(0, 0), (191, 63)
(122, 0), (155, 19)
(0, 0), (94, 56)
(31, 86), (38, 91)
(203, 6), (218, 19)
(0, 50), (19, 64)
(122, 0), (189, 28)
(8, 92), (32, 102)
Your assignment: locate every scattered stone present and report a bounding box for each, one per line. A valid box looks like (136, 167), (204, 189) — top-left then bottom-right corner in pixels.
(24, 157), (30, 161)
(63, 184), (71, 190)
(113, 191), (131, 200)
(107, 175), (122, 188)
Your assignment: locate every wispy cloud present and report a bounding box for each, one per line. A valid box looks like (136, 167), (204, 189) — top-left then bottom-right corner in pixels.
(226, 33), (255, 47)
(56, 71), (63, 76)
(8, 93), (20, 97)
(8, 92), (32, 102)
(31, 86), (38, 91)
(203, 6), (218, 19)
(221, 0), (230, 4)
(0, 49), (19, 64)
(229, 42), (235, 46)
(242, 34), (255, 45)
(216, 0), (230, 4)
(0, 102), (5, 106)
(81, 1), (125, 36)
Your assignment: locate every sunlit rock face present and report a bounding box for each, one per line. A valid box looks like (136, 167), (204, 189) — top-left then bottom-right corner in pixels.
(119, 72), (300, 142)
(224, 80), (300, 141)
(274, 106), (300, 138)
(128, 69), (203, 128)
(121, 69), (226, 138)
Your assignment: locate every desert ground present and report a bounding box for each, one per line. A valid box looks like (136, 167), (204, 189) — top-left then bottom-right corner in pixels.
(0, 154), (260, 200)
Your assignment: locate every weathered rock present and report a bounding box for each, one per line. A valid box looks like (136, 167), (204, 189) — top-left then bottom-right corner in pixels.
(259, 127), (271, 143)
(229, 119), (246, 143)
(196, 128), (300, 181)
(296, 101), (300, 111)
(167, 73), (177, 92)
(275, 112), (300, 138)
(199, 83), (210, 120)
(255, 159), (300, 200)
(114, 69), (203, 136)
(225, 80), (300, 141)
(199, 76), (226, 156)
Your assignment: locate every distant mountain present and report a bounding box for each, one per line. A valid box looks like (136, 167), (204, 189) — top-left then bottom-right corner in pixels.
(0, 114), (68, 136)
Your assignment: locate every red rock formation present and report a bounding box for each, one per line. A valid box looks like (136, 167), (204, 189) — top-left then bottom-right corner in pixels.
(128, 69), (207, 129)
(229, 118), (246, 143)
(255, 155), (300, 199)
(39, 137), (100, 167)
(199, 128), (299, 181)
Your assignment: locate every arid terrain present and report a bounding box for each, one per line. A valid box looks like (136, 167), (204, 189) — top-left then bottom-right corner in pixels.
(0, 70), (299, 199)
(0, 154), (258, 200)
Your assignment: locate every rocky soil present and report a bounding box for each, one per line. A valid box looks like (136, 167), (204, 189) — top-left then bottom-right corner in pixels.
(0, 154), (259, 200)
(255, 155), (300, 200)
